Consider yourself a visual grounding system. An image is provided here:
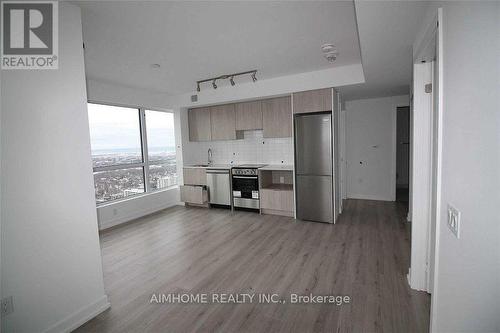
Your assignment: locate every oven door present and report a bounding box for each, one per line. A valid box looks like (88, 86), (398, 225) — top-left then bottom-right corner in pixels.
(232, 175), (259, 199)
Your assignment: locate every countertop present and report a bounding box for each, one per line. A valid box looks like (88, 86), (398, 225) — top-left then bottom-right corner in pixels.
(184, 164), (293, 171)
(259, 164), (294, 171)
(184, 164), (233, 170)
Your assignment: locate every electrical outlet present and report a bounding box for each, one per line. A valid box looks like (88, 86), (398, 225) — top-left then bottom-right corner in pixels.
(1, 296), (14, 317)
(447, 204), (461, 238)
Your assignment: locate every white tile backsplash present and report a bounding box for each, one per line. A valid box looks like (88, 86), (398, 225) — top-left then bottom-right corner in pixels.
(183, 130), (294, 165)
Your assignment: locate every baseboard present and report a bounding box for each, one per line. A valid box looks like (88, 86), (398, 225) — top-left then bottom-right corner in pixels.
(99, 201), (179, 230)
(261, 208), (294, 217)
(347, 194), (393, 201)
(43, 295), (110, 333)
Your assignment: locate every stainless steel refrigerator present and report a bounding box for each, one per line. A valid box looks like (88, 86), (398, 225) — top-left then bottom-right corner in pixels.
(294, 112), (333, 223)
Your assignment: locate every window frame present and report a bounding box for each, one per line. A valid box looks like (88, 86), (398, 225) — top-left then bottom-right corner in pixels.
(88, 101), (177, 205)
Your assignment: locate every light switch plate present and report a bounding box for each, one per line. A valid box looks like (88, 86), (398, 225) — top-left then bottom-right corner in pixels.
(1, 296), (13, 317)
(447, 204), (461, 238)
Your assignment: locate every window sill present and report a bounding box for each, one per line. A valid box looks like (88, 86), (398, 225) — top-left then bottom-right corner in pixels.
(96, 185), (179, 208)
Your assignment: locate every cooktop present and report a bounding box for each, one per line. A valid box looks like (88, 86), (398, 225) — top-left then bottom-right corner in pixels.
(233, 164), (268, 169)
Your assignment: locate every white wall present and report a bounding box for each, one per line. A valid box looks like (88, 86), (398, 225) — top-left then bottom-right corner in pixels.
(333, 92), (342, 218)
(0, 40), (2, 333)
(86, 80), (184, 230)
(345, 95), (409, 201)
(97, 190), (180, 230)
(164, 64), (364, 108)
(87, 79), (170, 110)
(0, 3), (109, 332)
(183, 132), (294, 166)
(427, 3), (500, 332)
(340, 106), (347, 202)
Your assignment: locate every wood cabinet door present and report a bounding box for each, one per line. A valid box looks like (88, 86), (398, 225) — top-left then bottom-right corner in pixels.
(210, 104), (236, 140)
(260, 189), (294, 212)
(280, 190), (294, 212)
(180, 185), (207, 204)
(292, 88), (332, 114)
(235, 100), (263, 131)
(188, 107), (211, 141)
(183, 168), (207, 186)
(262, 96), (292, 138)
(260, 189), (279, 210)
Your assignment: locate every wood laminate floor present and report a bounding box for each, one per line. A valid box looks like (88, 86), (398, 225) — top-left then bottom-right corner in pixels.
(76, 199), (430, 333)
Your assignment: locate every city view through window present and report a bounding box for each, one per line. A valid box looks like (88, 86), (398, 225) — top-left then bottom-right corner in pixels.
(88, 103), (177, 204)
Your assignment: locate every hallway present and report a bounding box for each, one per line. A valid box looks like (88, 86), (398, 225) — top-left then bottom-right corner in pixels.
(77, 200), (430, 332)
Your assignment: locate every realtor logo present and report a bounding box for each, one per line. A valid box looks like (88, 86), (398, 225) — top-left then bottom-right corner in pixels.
(1, 1), (58, 69)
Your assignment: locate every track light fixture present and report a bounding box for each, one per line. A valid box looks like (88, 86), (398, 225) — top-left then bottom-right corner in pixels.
(196, 70), (257, 91)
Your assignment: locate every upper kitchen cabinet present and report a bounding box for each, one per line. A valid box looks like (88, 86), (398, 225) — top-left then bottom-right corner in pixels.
(235, 100), (263, 131)
(188, 107), (212, 142)
(210, 104), (237, 141)
(262, 96), (292, 138)
(292, 88), (332, 114)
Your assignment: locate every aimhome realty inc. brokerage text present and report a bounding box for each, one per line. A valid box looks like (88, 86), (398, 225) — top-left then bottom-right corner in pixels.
(150, 293), (352, 306)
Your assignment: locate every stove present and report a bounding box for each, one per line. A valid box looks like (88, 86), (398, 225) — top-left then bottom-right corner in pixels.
(231, 164), (267, 209)
(235, 164), (268, 168)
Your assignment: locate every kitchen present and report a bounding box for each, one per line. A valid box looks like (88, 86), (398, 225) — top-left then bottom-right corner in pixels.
(180, 88), (342, 223)
(8, 1), (498, 332)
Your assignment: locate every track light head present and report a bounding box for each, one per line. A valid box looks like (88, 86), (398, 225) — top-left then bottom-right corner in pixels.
(212, 80), (217, 89)
(230, 77), (235, 86)
(251, 72), (257, 82)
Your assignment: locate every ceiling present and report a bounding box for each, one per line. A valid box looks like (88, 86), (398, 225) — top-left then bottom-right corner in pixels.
(339, 1), (430, 100)
(76, 1), (362, 96)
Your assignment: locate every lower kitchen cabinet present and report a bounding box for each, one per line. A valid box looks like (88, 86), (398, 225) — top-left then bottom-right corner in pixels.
(259, 167), (294, 217)
(260, 187), (294, 217)
(183, 167), (207, 186)
(180, 185), (208, 205)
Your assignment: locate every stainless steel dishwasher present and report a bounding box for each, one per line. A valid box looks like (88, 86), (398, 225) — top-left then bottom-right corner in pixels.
(206, 168), (231, 206)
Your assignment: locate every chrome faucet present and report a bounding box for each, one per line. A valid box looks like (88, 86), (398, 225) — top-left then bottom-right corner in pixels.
(208, 148), (213, 165)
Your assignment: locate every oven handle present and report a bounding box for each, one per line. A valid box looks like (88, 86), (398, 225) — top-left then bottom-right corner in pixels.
(232, 175), (258, 179)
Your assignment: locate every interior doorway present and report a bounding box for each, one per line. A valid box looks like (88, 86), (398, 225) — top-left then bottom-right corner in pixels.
(396, 106), (410, 206)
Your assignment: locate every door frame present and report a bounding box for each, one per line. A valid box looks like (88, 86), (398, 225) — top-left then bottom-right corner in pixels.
(409, 7), (443, 333)
(429, 9), (444, 333)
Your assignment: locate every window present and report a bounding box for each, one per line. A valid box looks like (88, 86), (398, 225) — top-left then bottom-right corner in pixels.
(87, 103), (177, 204)
(145, 110), (178, 191)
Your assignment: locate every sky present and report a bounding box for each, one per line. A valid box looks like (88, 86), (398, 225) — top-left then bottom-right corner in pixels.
(87, 103), (175, 151)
